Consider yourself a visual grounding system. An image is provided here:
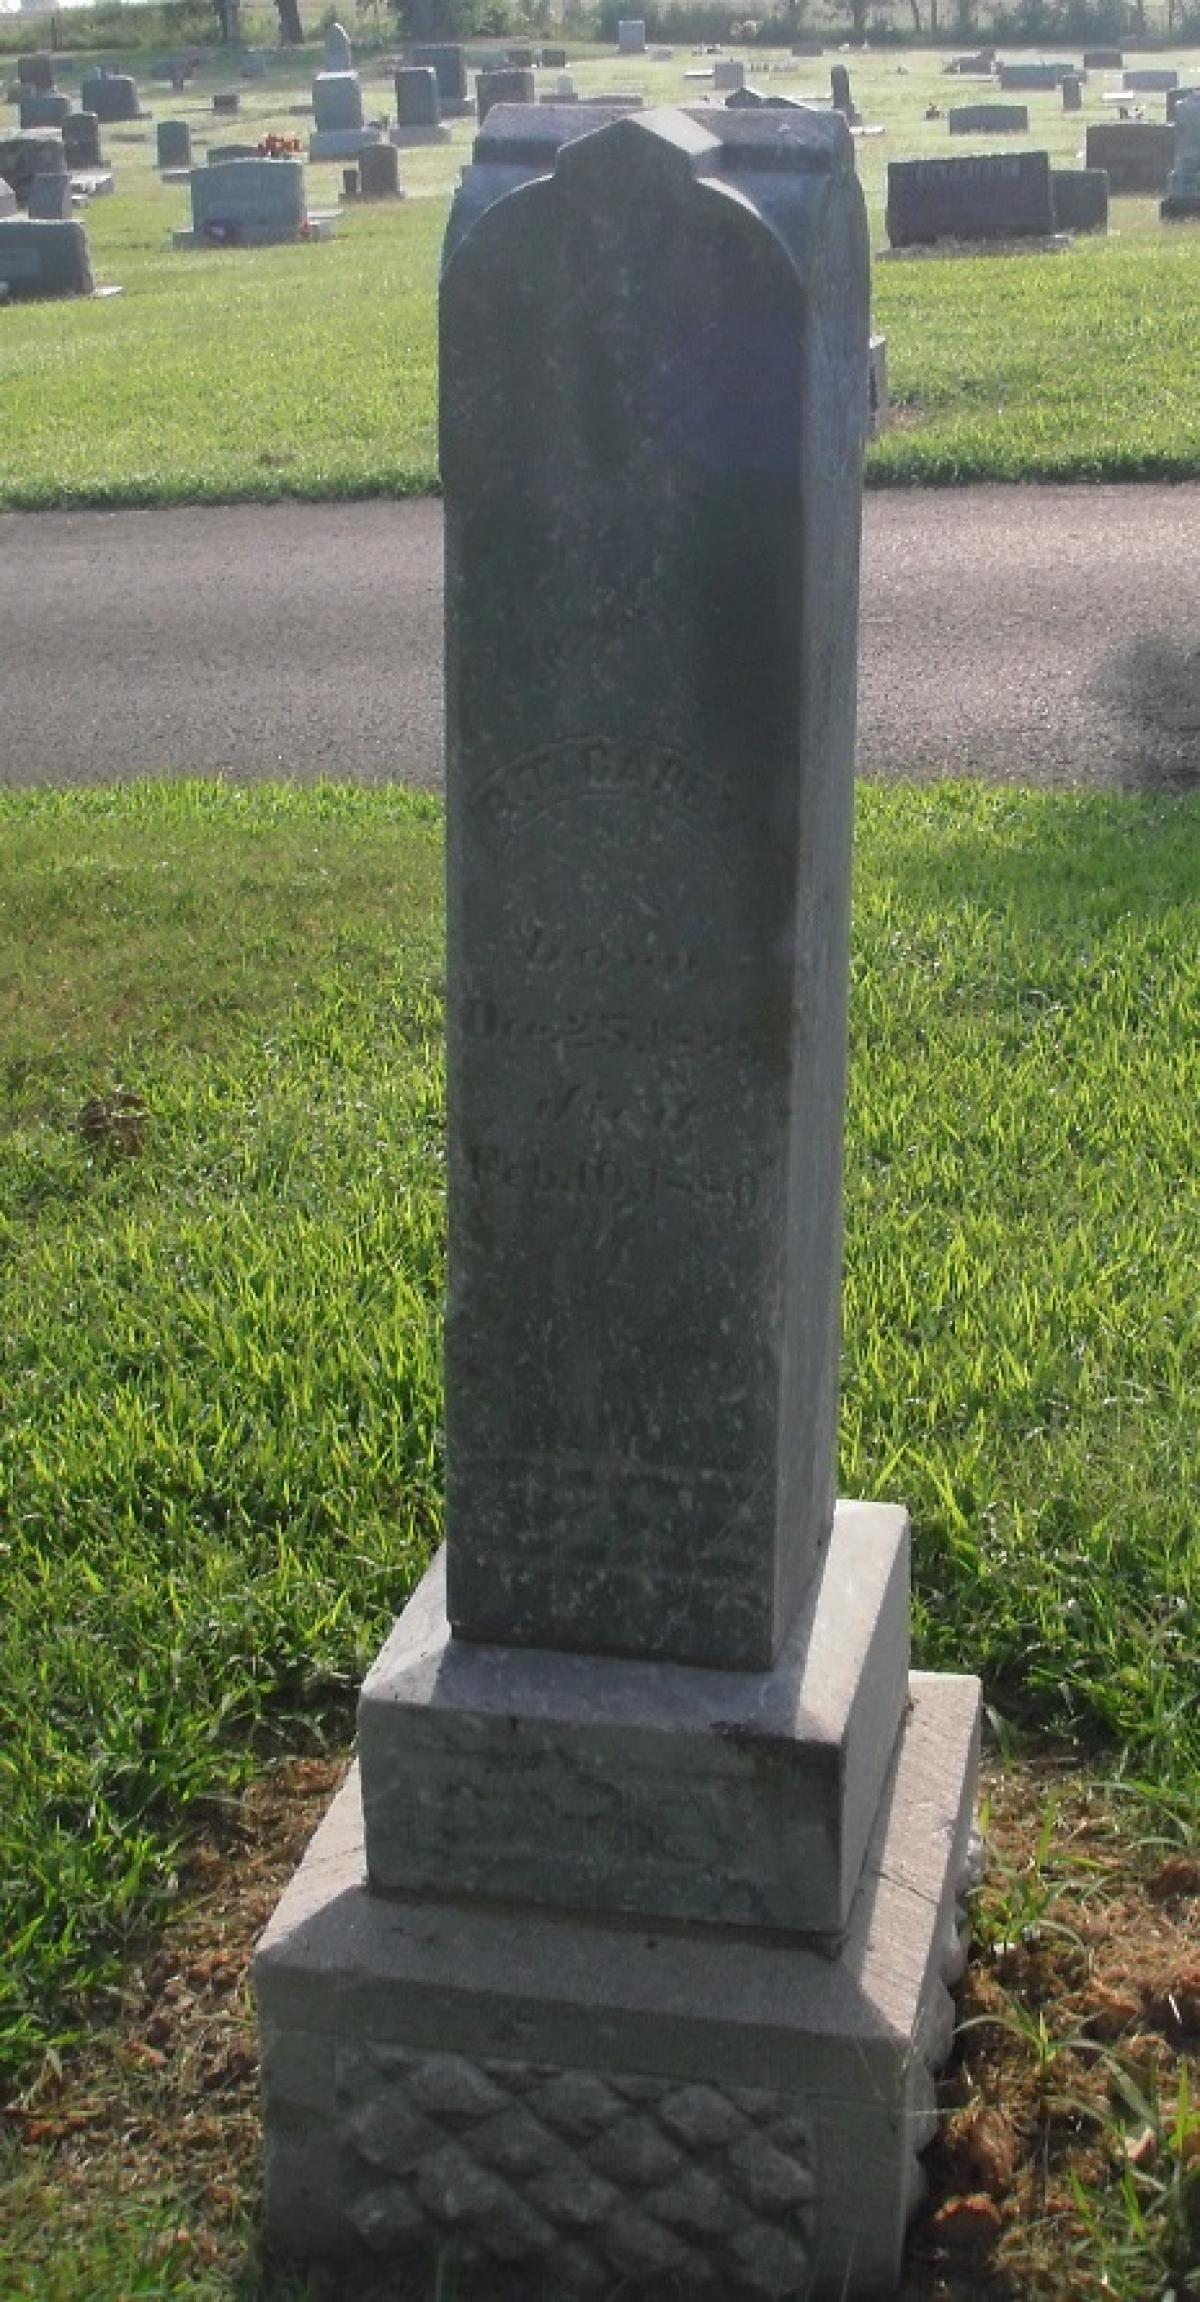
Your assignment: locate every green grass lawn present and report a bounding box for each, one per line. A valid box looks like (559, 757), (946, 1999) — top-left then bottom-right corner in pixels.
(2, 41), (1200, 503)
(1, 779), (1198, 2109)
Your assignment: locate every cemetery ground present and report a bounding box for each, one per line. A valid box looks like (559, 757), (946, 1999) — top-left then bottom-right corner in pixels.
(2, 40), (1200, 500)
(1, 780), (1199, 2299)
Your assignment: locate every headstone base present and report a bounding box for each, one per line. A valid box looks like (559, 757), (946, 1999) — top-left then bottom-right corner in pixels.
(309, 127), (384, 159)
(1160, 190), (1200, 216)
(360, 1505), (911, 1936)
(391, 122), (453, 144)
(172, 210), (341, 247)
(256, 1672), (980, 2301)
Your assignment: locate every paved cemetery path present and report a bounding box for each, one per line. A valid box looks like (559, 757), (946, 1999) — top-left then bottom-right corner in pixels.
(1, 484), (1198, 794)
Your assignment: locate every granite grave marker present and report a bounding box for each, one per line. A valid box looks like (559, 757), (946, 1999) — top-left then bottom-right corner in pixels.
(1086, 117), (1173, 190)
(256, 99), (981, 2302)
(887, 148), (1055, 243)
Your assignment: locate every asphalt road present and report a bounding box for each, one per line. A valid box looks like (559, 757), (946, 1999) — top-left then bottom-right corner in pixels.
(2, 485), (1198, 792)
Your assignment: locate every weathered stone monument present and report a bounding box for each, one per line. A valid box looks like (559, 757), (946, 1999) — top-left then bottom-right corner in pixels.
(255, 98), (980, 2301)
(18, 91), (71, 130)
(617, 18), (647, 52)
(1086, 117), (1173, 191)
(0, 215), (102, 297)
(324, 19), (353, 71)
(476, 66), (536, 123)
(310, 69), (379, 160)
(948, 101), (1029, 133)
(1062, 72), (1083, 112)
(62, 111), (104, 171)
(176, 156), (339, 246)
(16, 52), (55, 92)
(411, 44), (474, 117)
(157, 118), (192, 169)
(713, 58), (746, 92)
(829, 61), (857, 120)
(358, 139), (403, 198)
(998, 58), (1077, 89)
(80, 70), (144, 125)
(1161, 88), (1200, 215)
(27, 142), (72, 218)
(1123, 65), (1177, 93)
(394, 66), (450, 144)
(887, 149), (1056, 244)
(1053, 165), (1109, 230)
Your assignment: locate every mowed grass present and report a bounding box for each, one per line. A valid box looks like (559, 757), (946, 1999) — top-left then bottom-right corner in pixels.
(1, 780), (1198, 2102)
(2, 41), (1200, 501)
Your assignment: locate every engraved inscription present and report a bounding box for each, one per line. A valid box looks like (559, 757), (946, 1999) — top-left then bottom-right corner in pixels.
(459, 1140), (760, 1211)
(474, 734), (744, 836)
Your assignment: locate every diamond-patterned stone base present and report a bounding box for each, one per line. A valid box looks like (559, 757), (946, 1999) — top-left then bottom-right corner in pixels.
(255, 1672), (980, 2298)
(343, 2049), (814, 2295)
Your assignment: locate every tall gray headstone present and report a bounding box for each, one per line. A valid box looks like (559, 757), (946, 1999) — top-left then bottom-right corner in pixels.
(617, 18), (646, 52)
(256, 101), (980, 2302)
(324, 18), (352, 70)
(1062, 72), (1083, 111)
(28, 146), (72, 218)
(442, 107), (864, 1673)
(1162, 88), (1200, 214)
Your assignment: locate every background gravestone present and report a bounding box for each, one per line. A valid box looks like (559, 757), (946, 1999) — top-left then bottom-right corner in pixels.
(476, 66), (536, 123)
(17, 52), (55, 91)
(887, 149), (1056, 244)
(411, 44), (473, 115)
(1053, 165), (1109, 229)
(324, 19), (352, 71)
(1161, 89), (1200, 214)
(358, 140), (402, 198)
(617, 18), (646, 52)
(310, 71), (377, 159)
(27, 146), (72, 218)
(1062, 73), (1083, 112)
(80, 72), (143, 124)
(186, 156), (307, 245)
(62, 112), (104, 170)
(0, 216), (95, 296)
(394, 66), (449, 143)
(1086, 118), (1174, 191)
(949, 102), (1029, 132)
(256, 101), (980, 2302)
(1123, 66), (1177, 92)
(157, 118), (192, 169)
(18, 92), (71, 130)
